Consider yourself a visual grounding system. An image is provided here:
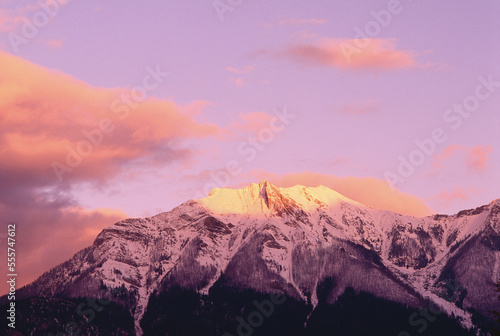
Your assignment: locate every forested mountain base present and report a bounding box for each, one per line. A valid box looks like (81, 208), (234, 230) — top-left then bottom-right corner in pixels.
(141, 285), (483, 336)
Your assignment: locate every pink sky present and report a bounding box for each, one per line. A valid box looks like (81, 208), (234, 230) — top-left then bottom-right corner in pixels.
(0, 0), (499, 294)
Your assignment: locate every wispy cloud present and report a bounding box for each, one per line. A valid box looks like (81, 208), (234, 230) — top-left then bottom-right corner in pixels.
(433, 144), (493, 173)
(0, 2), (54, 32)
(226, 66), (253, 86)
(225, 65), (254, 74)
(434, 186), (482, 208)
(261, 37), (418, 71)
(466, 145), (493, 172)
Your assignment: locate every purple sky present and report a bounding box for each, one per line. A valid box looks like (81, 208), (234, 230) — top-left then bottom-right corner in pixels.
(0, 0), (499, 292)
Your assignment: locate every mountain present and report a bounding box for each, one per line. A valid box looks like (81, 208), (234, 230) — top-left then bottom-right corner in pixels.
(4, 181), (499, 335)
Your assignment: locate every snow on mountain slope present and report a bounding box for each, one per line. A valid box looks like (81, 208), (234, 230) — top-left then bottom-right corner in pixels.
(14, 182), (500, 335)
(201, 181), (362, 215)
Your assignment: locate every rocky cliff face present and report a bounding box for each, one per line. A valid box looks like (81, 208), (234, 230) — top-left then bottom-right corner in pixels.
(13, 181), (500, 335)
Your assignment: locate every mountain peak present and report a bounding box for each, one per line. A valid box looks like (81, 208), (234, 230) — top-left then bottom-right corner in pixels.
(201, 180), (286, 215)
(198, 181), (360, 215)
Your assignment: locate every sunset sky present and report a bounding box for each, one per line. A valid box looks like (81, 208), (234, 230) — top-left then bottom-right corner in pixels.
(1, 0), (499, 293)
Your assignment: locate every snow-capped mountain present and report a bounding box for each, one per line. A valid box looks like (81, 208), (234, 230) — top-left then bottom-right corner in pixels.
(13, 181), (500, 335)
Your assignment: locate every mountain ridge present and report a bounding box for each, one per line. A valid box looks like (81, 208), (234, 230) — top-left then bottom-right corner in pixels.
(7, 181), (500, 335)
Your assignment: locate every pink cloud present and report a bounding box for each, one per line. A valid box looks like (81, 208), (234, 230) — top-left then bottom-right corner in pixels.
(432, 145), (463, 170)
(0, 8), (22, 32)
(0, 51), (223, 184)
(466, 145), (493, 172)
(433, 144), (492, 173)
(225, 65), (254, 74)
(226, 66), (253, 86)
(434, 186), (482, 208)
(0, 2), (55, 32)
(275, 38), (416, 70)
